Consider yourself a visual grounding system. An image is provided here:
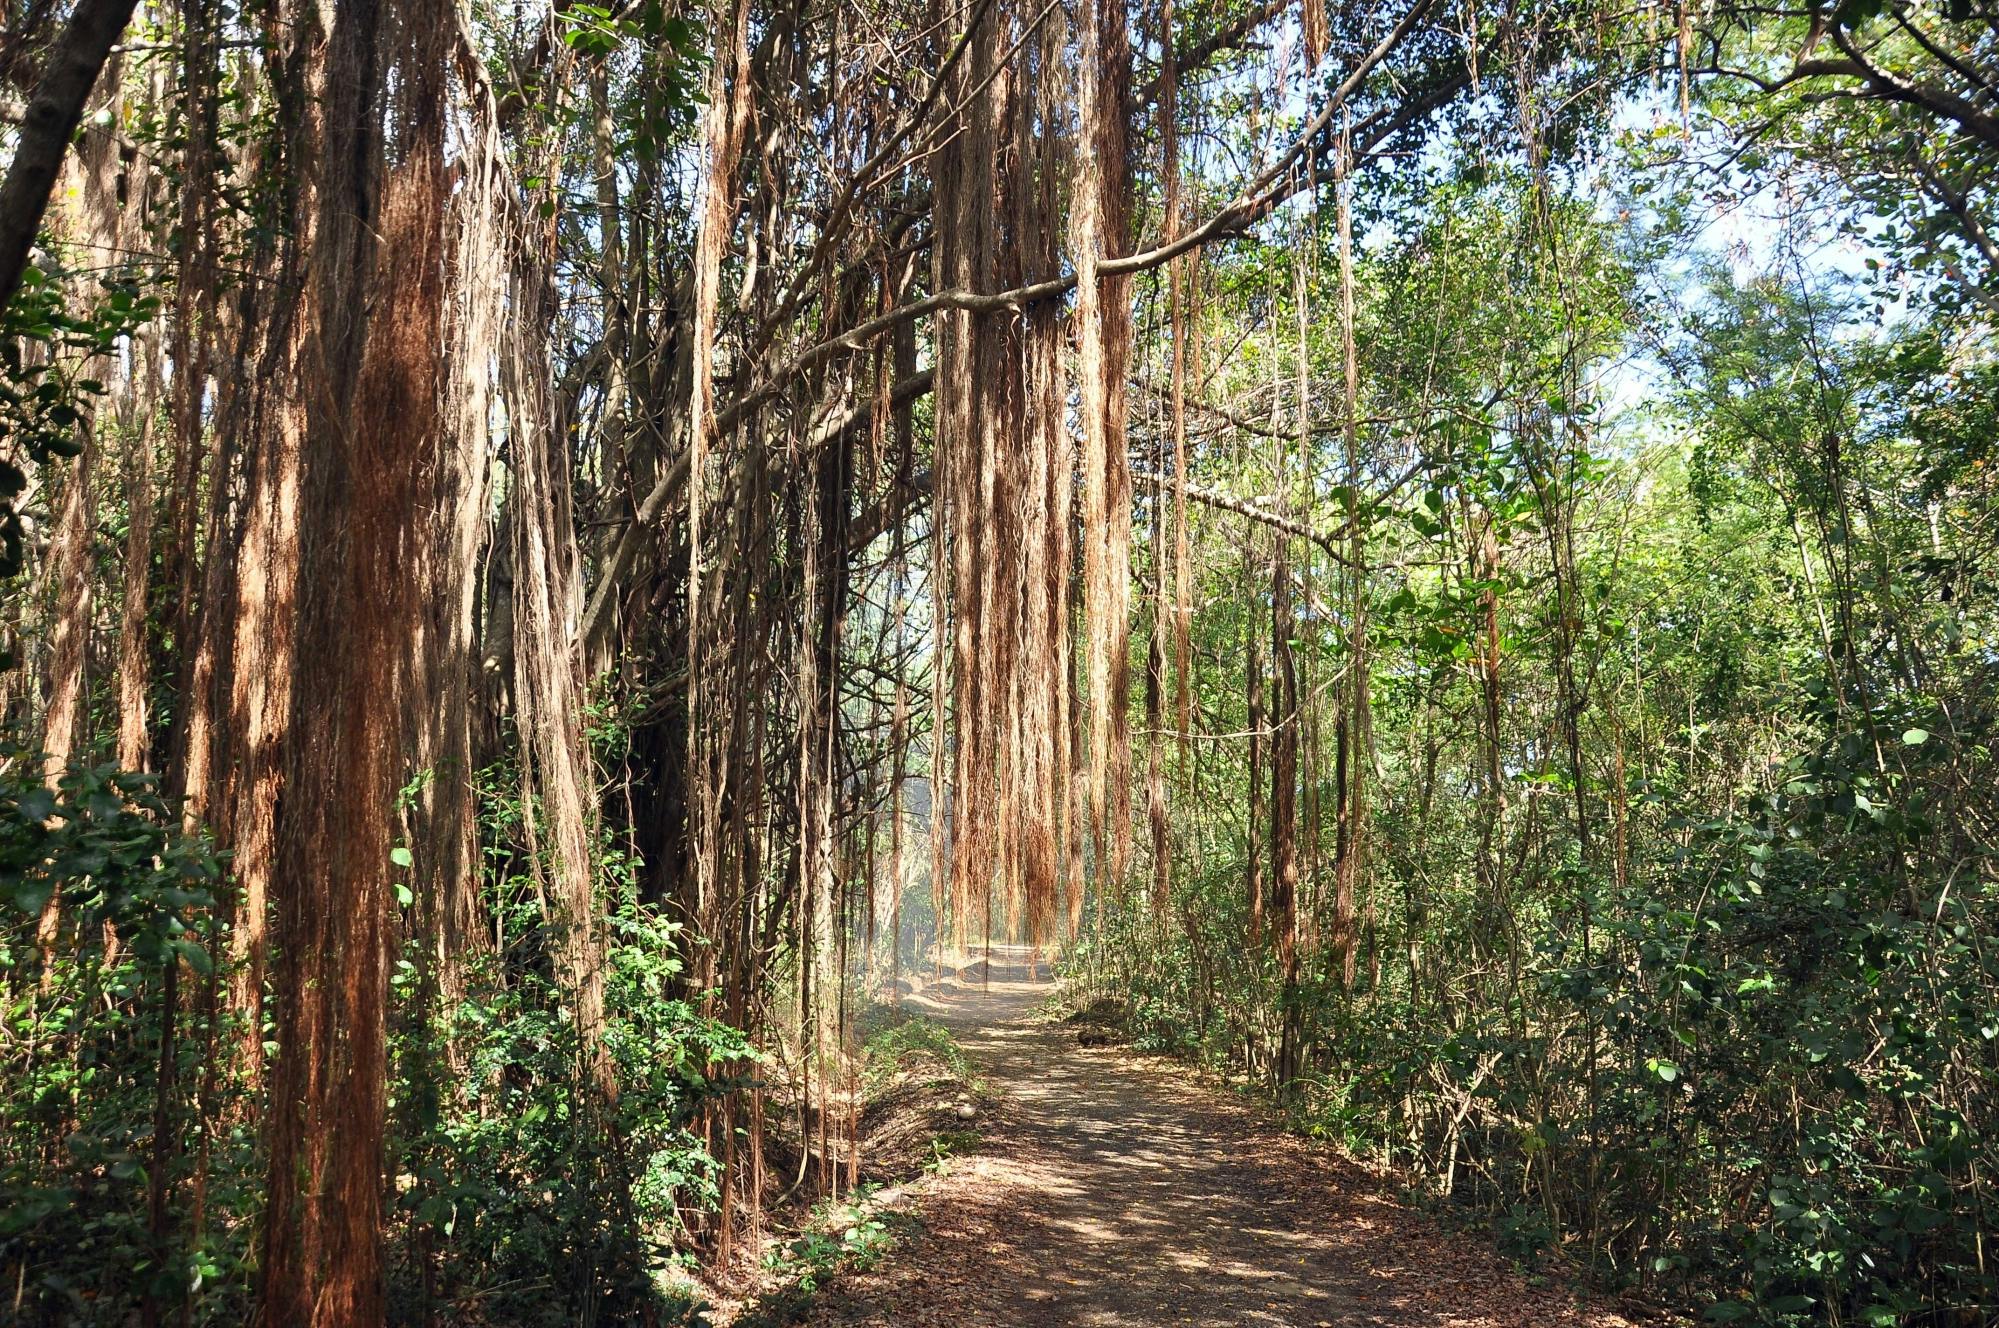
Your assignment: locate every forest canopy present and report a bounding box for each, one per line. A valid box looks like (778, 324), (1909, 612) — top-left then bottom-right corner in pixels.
(0, 0), (1995, 1324)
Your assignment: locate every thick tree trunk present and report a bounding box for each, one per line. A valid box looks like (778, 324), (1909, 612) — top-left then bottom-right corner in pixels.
(412, 111), (508, 1001)
(1074, 0), (1134, 892)
(219, 310), (304, 1063)
(259, 0), (452, 1318)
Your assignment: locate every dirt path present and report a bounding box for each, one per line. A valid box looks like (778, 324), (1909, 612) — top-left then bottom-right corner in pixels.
(796, 961), (1641, 1328)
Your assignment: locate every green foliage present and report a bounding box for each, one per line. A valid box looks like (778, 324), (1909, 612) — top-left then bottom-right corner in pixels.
(1078, 163), (1999, 1325)
(1, 739), (753, 1326)
(554, 1), (709, 153)
(0, 264), (162, 592)
(0, 745), (253, 1326)
(1691, 2), (1999, 322)
(385, 758), (755, 1327)
(859, 1012), (972, 1094)
(751, 1186), (896, 1306)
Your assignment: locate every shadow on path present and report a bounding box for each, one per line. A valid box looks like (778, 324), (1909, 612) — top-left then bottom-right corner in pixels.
(799, 957), (1634, 1328)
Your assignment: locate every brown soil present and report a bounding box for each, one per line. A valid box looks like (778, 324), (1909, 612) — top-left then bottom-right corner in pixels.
(784, 958), (1645, 1328)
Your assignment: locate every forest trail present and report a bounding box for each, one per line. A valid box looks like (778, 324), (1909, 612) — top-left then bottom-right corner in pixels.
(794, 950), (1639, 1327)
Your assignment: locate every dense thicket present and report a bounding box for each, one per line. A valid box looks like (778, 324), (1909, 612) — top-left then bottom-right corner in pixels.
(0, 0), (1994, 1324)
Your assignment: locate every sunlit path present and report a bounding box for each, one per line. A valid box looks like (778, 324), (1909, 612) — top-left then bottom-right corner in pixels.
(796, 954), (1635, 1327)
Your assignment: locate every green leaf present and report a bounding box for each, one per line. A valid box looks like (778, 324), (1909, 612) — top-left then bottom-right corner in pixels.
(390, 845), (414, 869)
(9, 878), (54, 915)
(175, 937), (213, 976)
(1901, 728), (1928, 746)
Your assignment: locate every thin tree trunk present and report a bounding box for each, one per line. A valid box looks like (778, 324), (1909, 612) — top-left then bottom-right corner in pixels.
(1270, 546), (1301, 1087)
(1330, 134), (1367, 992)
(39, 441), (93, 785)
(115, 362), (157, 773)
(1246, 602), (1265, 948)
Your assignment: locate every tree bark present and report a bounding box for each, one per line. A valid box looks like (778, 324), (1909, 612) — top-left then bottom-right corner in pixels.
(0, 0), (138, 314)
(259, 0), (452, 1318)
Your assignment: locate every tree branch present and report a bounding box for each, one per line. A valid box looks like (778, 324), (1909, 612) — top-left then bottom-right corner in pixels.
(0, 0), (139, 315)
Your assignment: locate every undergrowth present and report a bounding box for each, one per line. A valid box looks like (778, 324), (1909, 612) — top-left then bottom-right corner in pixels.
(858, 1010), (974, 1094)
